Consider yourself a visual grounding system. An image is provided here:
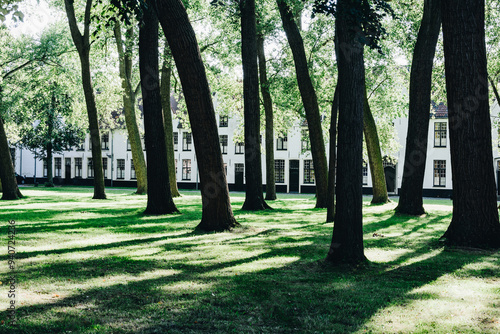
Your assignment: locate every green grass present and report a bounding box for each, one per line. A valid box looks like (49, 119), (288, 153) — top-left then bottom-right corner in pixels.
(0, 186), (498, 333)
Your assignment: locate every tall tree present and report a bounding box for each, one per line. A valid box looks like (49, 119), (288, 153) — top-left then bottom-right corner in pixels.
(257, 34), (276, 201)
(113, 21), (148, 195)
(326, 85), (338, 222)
(240, 0), (271, 210)
(0, 117), (21, 200)
(153, 0), (238, 230)
(325, 0), (367, 264)
(64, 0), (106, 199)
(440, 0), (500, 248)
(363, 89), (389, 204)
(160, 46), (181, 198)
(277, 0), (329, 208)
(139, 6), (178, 215)
(395, 0), (441, 215)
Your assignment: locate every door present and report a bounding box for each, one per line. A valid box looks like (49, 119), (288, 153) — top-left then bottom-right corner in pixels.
(384, 166), (396, 193)
(234, 163), (244, 191)
(65, 158), (71, 184)
(289, 160), (299, 192)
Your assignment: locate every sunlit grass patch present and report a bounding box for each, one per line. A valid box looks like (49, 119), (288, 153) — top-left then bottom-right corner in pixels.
(0, 187), (497, 333)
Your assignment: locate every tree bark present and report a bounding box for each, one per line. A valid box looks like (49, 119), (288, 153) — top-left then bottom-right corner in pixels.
(257, 35), (276, 201)
(326, 1), (367, 264)
(113, 22), (147, 195)
(363, 90), (388, 204)
(45, 99), (54, 187)
(64, 0), (106, 199)
(160, 47), (181, 198)
(0, 118), (22, 200)
(440, 0), (500, 248)
(139, 7), (178, 215)
(326, 85), (338, 222)
(154, 0), (238, 230)
(240, 0), (271, 211)
(396, 0), (441, 215)
(277, 0), (329, 208)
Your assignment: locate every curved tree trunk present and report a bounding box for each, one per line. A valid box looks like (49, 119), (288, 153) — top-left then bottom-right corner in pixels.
(154, 0), (238, 230)
(240, 0), (271, 211)
(160, 49), (181, 198)
(363, 91), (388, 204)
(257, 35), (276, 201)
(0, 118), (22, 200)
(440, 0), (500, 248)
(396, 0), (441, 215)
(326, 85), (339, 222)
(113, 23), (147, 195)
(139, 6), (178, 215)
(277, 0), (329, 208)
(64, 0), (106, 199)
(326, 1), (367, 265)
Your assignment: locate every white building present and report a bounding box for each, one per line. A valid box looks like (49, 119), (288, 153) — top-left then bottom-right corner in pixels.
(10, 102), (500, 197)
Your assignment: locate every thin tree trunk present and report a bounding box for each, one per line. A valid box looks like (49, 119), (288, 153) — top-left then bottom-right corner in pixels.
(257, 35), (276, 201)
(277, 0), (329, 208)
(0, 177), (2, 192)
(46, 143), (54, 186)
(440, 0), (500, 248)
(241, 0), (271, 211)
(396, 0), (441, 215)
(160, 47), (181, 198)
(139, 6), (178, 215)
(364, 91), (388, 204)
(113, 22), (147, 195)
(0, 118), (22, 200)
(154, 0), (238, 231)
(46, 96), (54, 187)
(64, 0), (106, 199)
(326, 1), (367, 265)
(326, 85), (338, 222)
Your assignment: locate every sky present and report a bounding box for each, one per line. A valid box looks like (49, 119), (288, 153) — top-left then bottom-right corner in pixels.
(6, 0), (59, 37)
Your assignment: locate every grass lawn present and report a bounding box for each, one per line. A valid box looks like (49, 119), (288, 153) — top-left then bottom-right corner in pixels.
(0, 186), (499, 333)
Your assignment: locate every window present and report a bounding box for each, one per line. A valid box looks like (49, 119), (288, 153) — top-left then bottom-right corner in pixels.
(117, 159), (125, 179)
(182, 159), (191, 180)
(175, 159), (178, 175)
(433, 160), (446, 187)
(220, 135), (228, 154)
(75, 158), (82, 178)
(301, 129), (310, 151)
(183, 132), (192, 151)
(130, 159), (136, 179)
(219, 115), (228, 127)
(362, 161), (368, 185)
(102, 158), (108, 179)
(224, 163), (228, 175)
(87, 158), (94, 178)
(65, 158), (71, 177)
(434, 122), (447, 147)
(304, 160), (315, 184)
(275, 159), (285, 183)
(277, 135), (288, 150)
(55, 158), (62, 177)
(101, 132), (109, 150)
(173, 132), (178, 151)
(88, 139), (92, 151)
(43, 159), (47, 177)
(235, 142), (244, 154)
(127, 139), (131, 151)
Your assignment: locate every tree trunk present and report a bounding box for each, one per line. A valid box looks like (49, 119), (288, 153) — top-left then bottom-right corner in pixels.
(139, 7), (178, 215)
(0, 118), (22, 200)
(277, 0), (329, 208)
(113, 22), (147, 195)
(64, 0), (106, 199)
(0, 177), (2, 192)
(257, 35), (276, 201)
(396, 0), (441, 215)
(46, 143), (54, 186)
(326, 1), (367, 264)
(240, 0), (271, 211)
(160, 47), (181, 198)
(440, 0), (500, 248)
(326, 85), (339, 222)
(46, 97), (54, 187)
(363, 90), (388, 204)
(154, 0), (238, 230)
